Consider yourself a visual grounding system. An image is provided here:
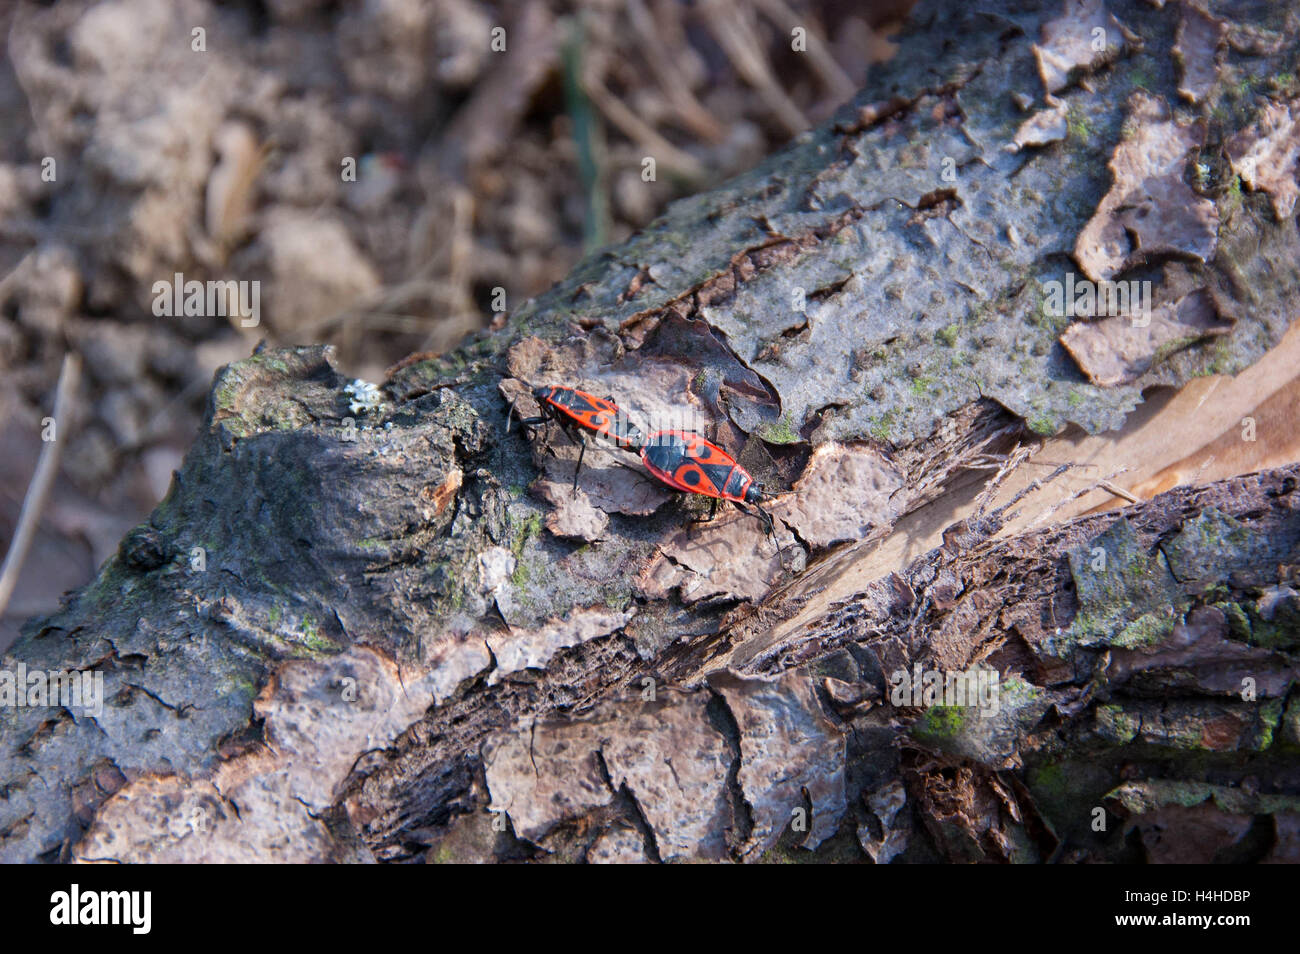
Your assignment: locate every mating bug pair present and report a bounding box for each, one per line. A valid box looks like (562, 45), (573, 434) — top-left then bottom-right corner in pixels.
(509, 385), (783, 553)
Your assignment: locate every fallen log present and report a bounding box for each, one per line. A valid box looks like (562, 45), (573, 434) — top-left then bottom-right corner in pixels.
(3, 0), (1299, 862)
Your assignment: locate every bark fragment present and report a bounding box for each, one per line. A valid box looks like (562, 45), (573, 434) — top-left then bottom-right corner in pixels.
(1033, 0), (1126, 96)
(1008, 104), (1069, 151)
(485, 607), (635, 685)
(1227, 98), (1300, 221)
(1173, 3), (1226, 104)
(709, 669), (847, 854)
(1074, 94), (1217, 282)
(1059, 288), (1232, 386)
(772, 443), (903, 549)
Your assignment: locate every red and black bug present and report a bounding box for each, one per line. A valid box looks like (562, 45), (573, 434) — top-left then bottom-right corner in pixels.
(639, 429), (785, 555)
(509, 385), (646, 492)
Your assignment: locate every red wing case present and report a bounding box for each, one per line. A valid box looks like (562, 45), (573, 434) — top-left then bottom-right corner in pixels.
(640, 430), (752, 502)
(538, 387), (644, 449)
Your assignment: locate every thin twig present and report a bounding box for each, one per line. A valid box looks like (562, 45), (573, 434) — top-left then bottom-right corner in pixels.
(0, 352), (81, 619)
(582, 71), (708, 182)
(1097, 479), (1139, 504)
(751, 0), (858, 102)
(699, 0), (808, 136)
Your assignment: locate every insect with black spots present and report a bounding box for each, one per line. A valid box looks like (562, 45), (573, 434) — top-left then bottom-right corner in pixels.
(509, 385), (645, 492)
(640, 428), (786, 559)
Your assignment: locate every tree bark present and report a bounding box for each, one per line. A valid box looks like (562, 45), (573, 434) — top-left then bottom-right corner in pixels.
(3, 0), (1299, 863)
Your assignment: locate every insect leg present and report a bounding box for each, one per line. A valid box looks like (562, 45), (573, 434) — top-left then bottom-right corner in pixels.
(509, 397), (548, 436)
(572, 433), (588, 495)
(734, 500), (787, 566)
(689, 497), (720, 525)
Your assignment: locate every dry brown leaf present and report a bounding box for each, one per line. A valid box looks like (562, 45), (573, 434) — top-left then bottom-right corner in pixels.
(483, 690), (730, 859)
(538, 482), (610, 540)
(638, 511), (787, 603)
(709, 669), (847, 854)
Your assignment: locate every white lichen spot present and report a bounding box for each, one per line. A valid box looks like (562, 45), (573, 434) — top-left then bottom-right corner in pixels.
(344, 378), (383, 415)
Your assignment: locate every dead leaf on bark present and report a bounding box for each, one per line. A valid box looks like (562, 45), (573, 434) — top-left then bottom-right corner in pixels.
(1227, 98), (1300, 220)
(536, 481), (610, 539)
(497, 376), (538, 419)
(532, 455), (669, 519)
(1074, 94), (1217, 282)
(1059, 288), (1231, 386)
(857, 779), (911, 863)
(483, 716), (613, 844)
(1173, 4), (1227, 104)
(483, 690), (731, 859)
(599, 692), (733, 861)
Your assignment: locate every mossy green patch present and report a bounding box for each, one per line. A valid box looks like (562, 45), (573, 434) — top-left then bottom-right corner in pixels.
(511, 512), (544, 558)
(911, 705), (970, 744)
(1027, 411), (1056, 435)
(1066, 102), (1094, 142)
(296, 614), (336, 654)
(757, 414), (800, 444)
(1113, 610), (1178, 649)
(867, 410), (895, 442)
(1055, 518), (1185, 655)
(1095, 704), (1140, 744)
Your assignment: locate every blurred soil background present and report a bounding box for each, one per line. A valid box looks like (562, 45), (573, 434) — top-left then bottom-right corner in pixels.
(0, 0), (910, 648)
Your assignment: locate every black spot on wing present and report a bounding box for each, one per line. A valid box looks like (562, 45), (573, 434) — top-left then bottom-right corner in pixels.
(723, 468), (749, 498)
(696, 461), (735, 496)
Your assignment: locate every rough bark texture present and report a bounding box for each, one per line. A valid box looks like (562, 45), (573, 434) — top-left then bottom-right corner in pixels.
(2, 0), (1299, 863)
